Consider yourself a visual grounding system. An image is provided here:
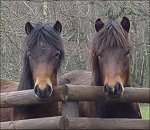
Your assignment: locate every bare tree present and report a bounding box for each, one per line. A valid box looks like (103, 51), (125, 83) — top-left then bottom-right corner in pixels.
(1, 1), (149, 88)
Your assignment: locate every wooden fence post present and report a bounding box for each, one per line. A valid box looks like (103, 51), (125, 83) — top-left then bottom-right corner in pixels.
(62, 101), (79, 117)
(61, 85), (79, 117)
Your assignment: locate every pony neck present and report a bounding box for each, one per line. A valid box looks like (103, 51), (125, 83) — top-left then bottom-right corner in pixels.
(124, 72), (131, 87)
(91, 69), (103, 86)
(52, 74), (58, 86)
(17, 54), (34, 91)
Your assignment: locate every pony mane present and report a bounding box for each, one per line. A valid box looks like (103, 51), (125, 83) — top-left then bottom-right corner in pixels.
(93, 19), (131, 54)
(26, 22), (63, 52)
(91, 19), (132, 86)
(18, 22), (64, 91)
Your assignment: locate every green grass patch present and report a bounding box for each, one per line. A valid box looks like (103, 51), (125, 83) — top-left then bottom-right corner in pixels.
(140, 104), (150, 119)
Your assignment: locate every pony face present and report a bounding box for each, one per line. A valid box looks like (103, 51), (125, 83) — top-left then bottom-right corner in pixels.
(25, 21), (64, 101)
(28, 43), (62, 100)
(92, 17), (132, 98)
(97, 47), (131, 98)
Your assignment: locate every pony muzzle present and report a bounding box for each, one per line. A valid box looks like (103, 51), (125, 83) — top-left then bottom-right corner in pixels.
(34, 84), (53, 101)
(103, 82), (124, 98)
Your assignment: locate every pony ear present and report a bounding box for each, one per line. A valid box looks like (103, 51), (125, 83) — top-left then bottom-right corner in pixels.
(121, 17), (130, 32)
(53, 21), (62, 35)
(95, 18), (104, 33)
(25, 22), (34, 35)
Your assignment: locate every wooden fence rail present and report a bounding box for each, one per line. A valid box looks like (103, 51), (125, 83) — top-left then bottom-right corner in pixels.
(1, 85), (150, 108)
(67, 117), (149, 129)
(0, 116), (67, 129)
(1, 116), (149, 129)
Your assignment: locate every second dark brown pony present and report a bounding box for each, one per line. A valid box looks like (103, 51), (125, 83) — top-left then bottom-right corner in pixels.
(60, 17), (142, 118)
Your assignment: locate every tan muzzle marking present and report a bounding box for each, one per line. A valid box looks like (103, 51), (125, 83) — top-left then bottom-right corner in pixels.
(105, 76), (125, 95)
(35, 77), (52, 90)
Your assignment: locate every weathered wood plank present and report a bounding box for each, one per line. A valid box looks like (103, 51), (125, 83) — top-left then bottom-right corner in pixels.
(1, 116), (69, 129)
(1, 116), (149, 129)
(64, 85), (150, 103)
(0, 85), (66, 108)
(0, 85), (149, 108)
(67, 117), (150, 129)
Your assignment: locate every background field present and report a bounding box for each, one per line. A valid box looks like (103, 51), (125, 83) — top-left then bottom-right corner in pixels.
(140, 104), (150, 119)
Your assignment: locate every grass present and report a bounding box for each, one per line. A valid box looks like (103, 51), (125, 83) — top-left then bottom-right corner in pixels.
(140, 104), (150, 119)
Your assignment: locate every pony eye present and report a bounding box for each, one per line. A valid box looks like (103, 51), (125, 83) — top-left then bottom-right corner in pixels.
(29, 55), (31, 59)
(126, 49), (131, 55)
(55, 53), (60, 59)
(97, 53), (102, 58)
(28, 52), (32, 59)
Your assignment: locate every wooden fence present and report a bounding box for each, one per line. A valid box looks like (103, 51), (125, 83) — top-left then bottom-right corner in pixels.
(0, 84), (150, 129)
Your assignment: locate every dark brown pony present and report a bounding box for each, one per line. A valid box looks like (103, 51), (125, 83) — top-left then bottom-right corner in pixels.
(60, 17), (141, 118)
(0, 78), (18, 121)
(2, 21), (64, 121)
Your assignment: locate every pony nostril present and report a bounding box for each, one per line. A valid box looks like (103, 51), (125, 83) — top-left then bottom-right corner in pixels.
(103, 83), (123, 98)
(103, 84), (108, 93)
(46, 84), (53, 96)
(34, 85), (40, 95)
(34, 84), (53, 100)
(115, 82), (123, 95)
